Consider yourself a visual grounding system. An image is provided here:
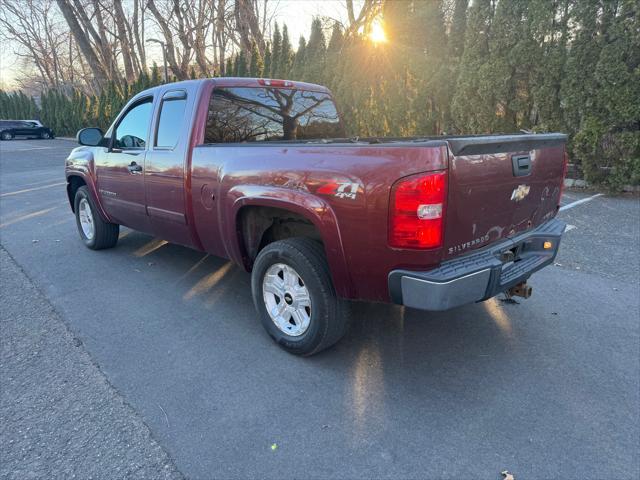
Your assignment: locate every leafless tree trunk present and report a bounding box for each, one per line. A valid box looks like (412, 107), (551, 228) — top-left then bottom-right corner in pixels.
(3, 0), (270, 90)
(344, 0), (382, 37)
(132, 0), (148, 73)
(113, 0), (136, 81)
(234, 0), (265, 54)
(173, 0), (194, 75)
(215, 0), (227, 74)
(146, 0), (188, 79)
(56, 0), (111, 86)
(0, 0), (94, 91)
(188, 0), (212, 76)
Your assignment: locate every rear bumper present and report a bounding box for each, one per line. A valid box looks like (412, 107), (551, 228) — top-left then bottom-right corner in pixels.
(388, 218), (566, 311)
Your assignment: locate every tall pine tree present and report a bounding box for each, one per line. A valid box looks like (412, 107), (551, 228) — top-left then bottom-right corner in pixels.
(303, 18), (326, 83)
(270, 23), (282, 78)
(249, 41), (264, 77)
(276, 24), (293, 79)
(291, 36), (307, 80)
(451, 0), (496, 133)
(324, 23), (344, 85)
(263, 44), (272, 78)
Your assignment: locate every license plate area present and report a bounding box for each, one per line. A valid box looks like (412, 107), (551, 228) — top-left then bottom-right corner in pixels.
(498, 243), (524, 271)
(497, 237), (556, 286)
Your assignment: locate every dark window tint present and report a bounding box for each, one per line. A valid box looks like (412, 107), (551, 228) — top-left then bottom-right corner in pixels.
(114, 98), (153, 149)
(205, 87), (344, 143)
(156, 95), (187, 148)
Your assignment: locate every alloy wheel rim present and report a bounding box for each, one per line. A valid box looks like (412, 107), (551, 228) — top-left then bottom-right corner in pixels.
(78, 198), (95, 240)
(262, 263), (311, 336)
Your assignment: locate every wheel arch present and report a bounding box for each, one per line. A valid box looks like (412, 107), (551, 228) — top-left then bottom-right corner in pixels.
(65, 172), (111, 222)
(229, 190), (353, 298)
(66, 175), (86, 213)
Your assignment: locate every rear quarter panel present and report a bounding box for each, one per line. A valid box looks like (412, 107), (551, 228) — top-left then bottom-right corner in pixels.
(190, 143), (448, 300)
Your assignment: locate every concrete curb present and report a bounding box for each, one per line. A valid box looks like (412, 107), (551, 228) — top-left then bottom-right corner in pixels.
(564, 178), (640, 193)
(564, 178), (589, 188)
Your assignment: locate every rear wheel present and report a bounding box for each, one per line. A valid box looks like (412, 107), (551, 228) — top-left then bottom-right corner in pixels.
(251, 238), (349, 356)
(74, 186), (119, 250)
(0, 131), (13, 140)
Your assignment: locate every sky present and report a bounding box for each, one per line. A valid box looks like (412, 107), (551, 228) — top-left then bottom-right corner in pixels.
(0, 0), (357, 90)
(273, 0), (354, 41)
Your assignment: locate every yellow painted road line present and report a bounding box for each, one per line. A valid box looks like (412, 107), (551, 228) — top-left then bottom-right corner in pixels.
(0, 206), (58, 228)
(0, 146), (56, 151)
(1, 182), (66, 197)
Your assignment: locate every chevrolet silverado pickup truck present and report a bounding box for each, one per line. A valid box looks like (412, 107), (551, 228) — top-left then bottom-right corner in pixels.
(65, 77), (567, 355)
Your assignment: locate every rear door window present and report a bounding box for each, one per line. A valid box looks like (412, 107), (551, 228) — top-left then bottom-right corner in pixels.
(155, 91), (187, 149)
(205, 87), (344, 143)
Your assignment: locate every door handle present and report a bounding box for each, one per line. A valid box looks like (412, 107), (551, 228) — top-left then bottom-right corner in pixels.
(512, 155), (531, 177)
(127, 161), (143, 174)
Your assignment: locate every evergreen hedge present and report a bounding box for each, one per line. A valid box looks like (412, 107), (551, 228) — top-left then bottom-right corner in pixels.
(0, 1), (637, 190)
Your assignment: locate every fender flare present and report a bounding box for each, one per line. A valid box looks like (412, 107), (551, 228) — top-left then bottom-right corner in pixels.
(225, 185), (353, 298)
(65, 150), (112, 223)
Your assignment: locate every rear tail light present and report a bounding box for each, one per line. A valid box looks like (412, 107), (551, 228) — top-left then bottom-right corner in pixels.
(389, 170), (447, 249)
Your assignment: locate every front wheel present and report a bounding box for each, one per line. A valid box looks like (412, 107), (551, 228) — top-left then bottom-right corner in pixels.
(40, 131), (51, 139)
(251, 238), (349, 356)
(74, 186), (119, 250)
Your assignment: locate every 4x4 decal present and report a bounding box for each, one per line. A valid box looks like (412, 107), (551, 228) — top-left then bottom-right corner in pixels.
(315, 180), (361, 200)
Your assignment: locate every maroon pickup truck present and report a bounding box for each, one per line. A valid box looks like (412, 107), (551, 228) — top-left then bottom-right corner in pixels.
(65, 77), (567, 355)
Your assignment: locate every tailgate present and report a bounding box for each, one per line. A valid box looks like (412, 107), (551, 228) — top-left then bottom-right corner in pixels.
(443, 134), (567, 258)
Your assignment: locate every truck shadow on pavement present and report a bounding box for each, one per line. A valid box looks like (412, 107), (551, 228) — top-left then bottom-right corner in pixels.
(117, 228), (515, 376)
(88, 229), (616, 480)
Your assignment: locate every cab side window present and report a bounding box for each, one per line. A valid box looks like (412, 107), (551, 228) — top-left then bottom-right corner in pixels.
(114, 98), (153, 149)
(155, 91), (187, 149)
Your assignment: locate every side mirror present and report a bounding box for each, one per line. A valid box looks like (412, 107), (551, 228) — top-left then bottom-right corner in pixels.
(77, 127), (103, 146)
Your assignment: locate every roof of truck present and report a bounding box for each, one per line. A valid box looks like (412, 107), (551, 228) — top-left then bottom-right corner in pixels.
(212, 77), (330, 93)
(136, 77), (330, 98)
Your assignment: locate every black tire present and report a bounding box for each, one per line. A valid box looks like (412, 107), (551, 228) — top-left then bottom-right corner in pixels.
(0, 131), (13, 141)
(74, 186), (119, 250)
(39, 131), (51, 139)
(251, 237), (350, 356)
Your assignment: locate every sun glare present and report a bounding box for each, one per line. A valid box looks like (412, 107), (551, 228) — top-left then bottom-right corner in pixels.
(369, 19), (387, 44)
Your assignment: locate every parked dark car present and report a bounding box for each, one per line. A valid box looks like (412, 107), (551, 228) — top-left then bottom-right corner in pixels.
(0, 120), (55, 140)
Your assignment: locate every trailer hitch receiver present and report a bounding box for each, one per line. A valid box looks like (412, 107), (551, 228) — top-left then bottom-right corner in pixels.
(507, 281), (532, 299)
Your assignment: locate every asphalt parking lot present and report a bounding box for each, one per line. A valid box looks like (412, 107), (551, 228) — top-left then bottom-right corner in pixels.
(1, 138), (639, 479)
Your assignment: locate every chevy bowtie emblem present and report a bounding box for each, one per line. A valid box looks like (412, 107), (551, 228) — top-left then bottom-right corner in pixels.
(511, 184), (530, 202)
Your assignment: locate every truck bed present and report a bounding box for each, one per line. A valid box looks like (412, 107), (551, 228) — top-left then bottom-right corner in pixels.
(191, 132), (566, 301)
(223, 132), (566, 155)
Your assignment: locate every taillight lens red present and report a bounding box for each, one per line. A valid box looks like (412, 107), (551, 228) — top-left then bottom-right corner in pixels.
(389, 170), (447, 249)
